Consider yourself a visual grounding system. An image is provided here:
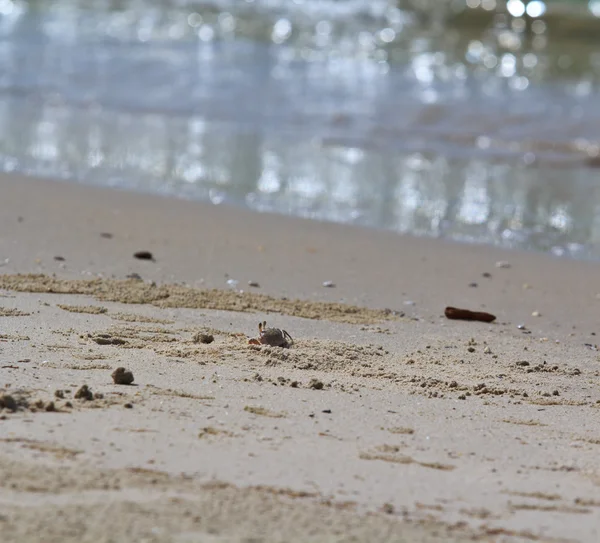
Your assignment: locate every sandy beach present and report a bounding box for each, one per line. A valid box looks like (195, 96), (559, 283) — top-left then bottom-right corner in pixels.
(1, 173), (600, 542)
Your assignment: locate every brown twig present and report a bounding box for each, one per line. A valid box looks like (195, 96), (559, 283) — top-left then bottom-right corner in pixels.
(444, 307), (496, 323)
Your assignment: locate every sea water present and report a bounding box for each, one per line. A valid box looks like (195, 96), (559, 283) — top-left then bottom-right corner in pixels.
(1, 0), (600, 258)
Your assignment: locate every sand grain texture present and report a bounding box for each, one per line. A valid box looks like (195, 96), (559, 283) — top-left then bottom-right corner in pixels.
(1, 175), (600, 542)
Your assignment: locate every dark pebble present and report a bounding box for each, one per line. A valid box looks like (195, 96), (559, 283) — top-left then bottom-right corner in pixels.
(112, 367), (135, 385)
(0, 394), (17, 411)
(134, 251), (154, 261)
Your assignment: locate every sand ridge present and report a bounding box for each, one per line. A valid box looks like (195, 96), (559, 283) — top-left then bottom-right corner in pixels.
(0, 274), (398, 324)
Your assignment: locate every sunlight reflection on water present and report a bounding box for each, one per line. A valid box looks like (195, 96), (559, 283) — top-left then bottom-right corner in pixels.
(1, 0), (600, 259)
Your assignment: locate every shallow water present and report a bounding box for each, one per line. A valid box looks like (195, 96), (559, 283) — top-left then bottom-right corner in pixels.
(2, 0), (600, 259)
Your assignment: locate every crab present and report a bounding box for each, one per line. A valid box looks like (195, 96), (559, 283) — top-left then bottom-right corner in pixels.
(248, 321), (293, 348)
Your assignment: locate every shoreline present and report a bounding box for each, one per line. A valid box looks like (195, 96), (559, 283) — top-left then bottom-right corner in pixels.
(7, 170), (600, 266)
(2, 172), (600, 542)
(2, 172), (599, 338)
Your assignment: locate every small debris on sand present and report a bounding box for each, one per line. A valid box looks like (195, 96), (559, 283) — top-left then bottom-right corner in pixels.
(74, 385), (94, 401)
(309, 379), (324, 390)
(91, 334), (127, 345)
(495, 261), (511, 269)
(193, 332), (214, 344)
(0, 394), (18, 411)
(322, 281), (335, 288)
(112, 367), (135, 385)
(244, 406), (286, 418)
(58, 304), (108, 315)
(445, 307), (496, 323)
(248, 280), (260, 288)
(133, 251), (154, 261)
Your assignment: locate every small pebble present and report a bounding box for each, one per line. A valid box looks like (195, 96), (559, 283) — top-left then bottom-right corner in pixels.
(133, 251), (154, 261)
(468, 282), (478, 288)
(482, 272), (492, 278)
(0, 394), (17, 411)
(112, 367), (135, 385)
(54, 256), (65, 261)
(248, 280), (260, 288)
(483, 346), (492, 354)
(226, 279), (239, 288)
(382, 503), (395, 515)
(322, 281), (335, 288)
(495, 261), (511, 269)
(100, 232), (113, 239)
(532, 311), (541, 317)
(517, 324), (527, 330)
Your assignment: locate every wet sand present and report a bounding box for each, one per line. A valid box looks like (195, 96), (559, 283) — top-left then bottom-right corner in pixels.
(1, 174), (600, 542)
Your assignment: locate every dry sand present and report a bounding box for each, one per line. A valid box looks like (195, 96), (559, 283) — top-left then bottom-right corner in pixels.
(1, 174), (600, 542)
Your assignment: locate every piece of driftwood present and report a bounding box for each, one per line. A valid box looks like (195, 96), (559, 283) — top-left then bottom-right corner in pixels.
(444, 306), (496, 323)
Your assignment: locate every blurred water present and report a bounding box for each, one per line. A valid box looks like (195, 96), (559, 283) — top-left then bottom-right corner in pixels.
(1, 0), (600, 258)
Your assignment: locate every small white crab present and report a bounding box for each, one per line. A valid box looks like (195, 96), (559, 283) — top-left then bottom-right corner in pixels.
(248, 321), (293, 348)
